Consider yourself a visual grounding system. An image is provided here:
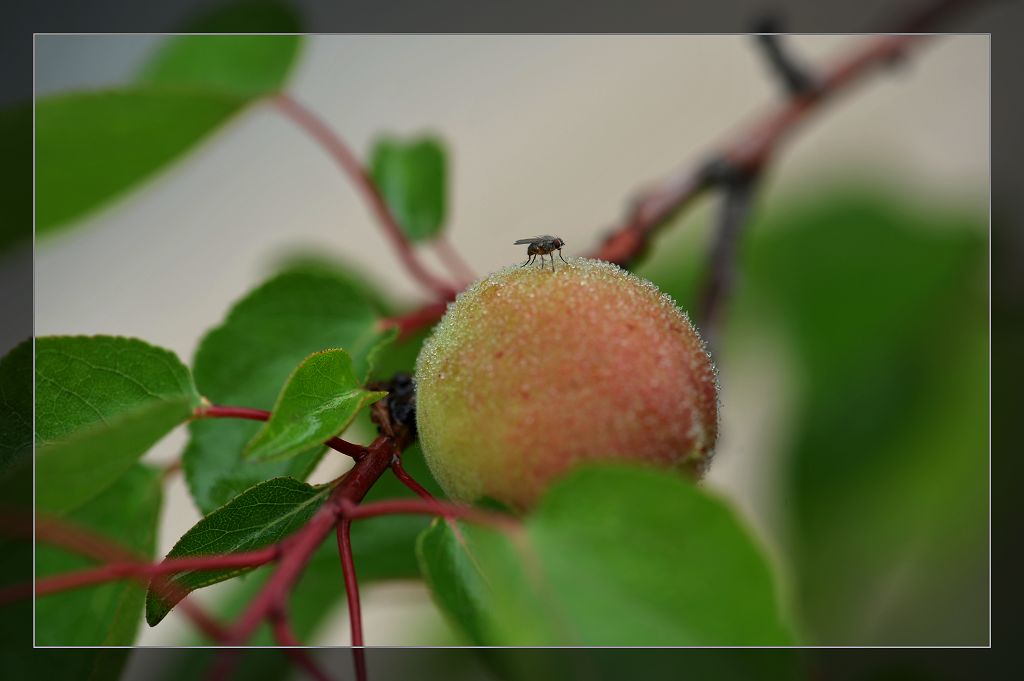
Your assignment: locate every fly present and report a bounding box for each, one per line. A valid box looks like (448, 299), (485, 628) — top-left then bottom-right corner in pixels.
(515, 235), (567, 272)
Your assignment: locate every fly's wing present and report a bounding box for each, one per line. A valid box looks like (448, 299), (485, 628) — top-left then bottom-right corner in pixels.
(513, 237), (542, 245)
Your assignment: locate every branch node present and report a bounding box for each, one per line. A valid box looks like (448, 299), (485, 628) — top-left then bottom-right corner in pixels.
(700, 155), (756, 189)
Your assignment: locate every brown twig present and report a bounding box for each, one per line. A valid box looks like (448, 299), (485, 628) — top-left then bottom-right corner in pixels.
(379, 19), (969, 337)
(271, 92), (459, 300)
(696, 170), (761, 353)
(339, 497), (518, 532)
(752, 19), (819, 97)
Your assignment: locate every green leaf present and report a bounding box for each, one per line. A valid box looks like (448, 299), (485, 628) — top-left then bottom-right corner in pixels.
(185, 270), (393, 514)
(163, 0), (302, 33)
(2, 361), (133, 681)
(145, 476), (331, 627)
(138, 8), (302, 98)
(245, 349), (386, 462)
(36, 464), (163, 645)
(36, 88), (247, 235)
(0, 339), (32, 473)
(0, 104), (31, 251)
(35, 336), (200, 514)
(370, 136), (447, 242)
(418, 464), (794, 645)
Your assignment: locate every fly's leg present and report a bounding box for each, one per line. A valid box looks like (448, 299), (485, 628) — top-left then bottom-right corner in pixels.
(521, 254), (536, 268)
(558, 249), (568, 266)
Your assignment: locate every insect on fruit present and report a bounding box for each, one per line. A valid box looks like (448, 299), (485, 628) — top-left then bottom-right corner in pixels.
(516, 235), (568, 272)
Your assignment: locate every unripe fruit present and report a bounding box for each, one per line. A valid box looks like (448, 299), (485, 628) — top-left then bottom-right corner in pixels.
(415, 258), (718, 510)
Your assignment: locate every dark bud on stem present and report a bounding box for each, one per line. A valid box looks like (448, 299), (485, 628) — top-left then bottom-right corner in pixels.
(368, 372), (417, 442)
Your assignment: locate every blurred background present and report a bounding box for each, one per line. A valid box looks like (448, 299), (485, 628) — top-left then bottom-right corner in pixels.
(31, 25), (987, 666)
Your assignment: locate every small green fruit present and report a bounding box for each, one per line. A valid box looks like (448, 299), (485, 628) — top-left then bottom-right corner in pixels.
(415, 258), (718, 510)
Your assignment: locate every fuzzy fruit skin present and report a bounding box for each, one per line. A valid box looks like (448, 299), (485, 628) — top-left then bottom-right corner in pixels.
(414, 258), (718, 511)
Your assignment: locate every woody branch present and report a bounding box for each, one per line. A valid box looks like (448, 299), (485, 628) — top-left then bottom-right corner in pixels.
(380, 0), (980, 339)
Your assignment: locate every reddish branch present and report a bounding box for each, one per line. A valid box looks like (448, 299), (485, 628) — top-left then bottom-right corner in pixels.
(271, 92), (459, 300)
(696, 172), (760, 351)
(14, 514), (233, 643)
(339, 497), (518, 531)
(33, 548), (278, 596)
(269, 610), (336, 681)
(390, 458), (435, 500)
(378, 299), (450, 338)
(227, 435), (394, 644)
(26, 415), (496, 680)
(196, 403), (368, 459)
(337, 520), (367, 681)
(377, 6), (975, 339)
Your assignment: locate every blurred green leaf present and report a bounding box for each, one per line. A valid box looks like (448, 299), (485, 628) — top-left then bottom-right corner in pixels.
(35, 336), (199, 514)
(185, 270), (394, 513)
(740, 194), (988, 645)
(0, 104), (30, 251)
(0, 339), (32, 473)
(418, 464), (794, 645)
(371, 137), (448, 242)
(478, 649), (803, 681)
(36, 89), (247, 235)
(145, 476), (330, 626)
(37, 464), (163, 645)
(170, 0), (302, 32)
(1, 398), (131, 681)
(36, 6), (303, 238)
(245, 349), (386, 462)
(139, 16), (301, 98)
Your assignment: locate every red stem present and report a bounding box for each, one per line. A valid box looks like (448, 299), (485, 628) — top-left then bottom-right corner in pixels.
(271, 92), (458, 300)
(33, 547), (278, 597)
(378, 299), (451, 339)
(28, 514), (233, 643)
(390, 459), (435, 500)
(282, 646), (336, 681)
(341, 497), (518, 531)
(178, 599), (233, 644)
(195, 404), (270, 421)
(337, 519), (368, 681)
(269, 609), (336, 681)
(270, 607), (301, 647)
(196, 404), (368, 459)
(336, 520), (365, 650)
(227, 437), (394, 645)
